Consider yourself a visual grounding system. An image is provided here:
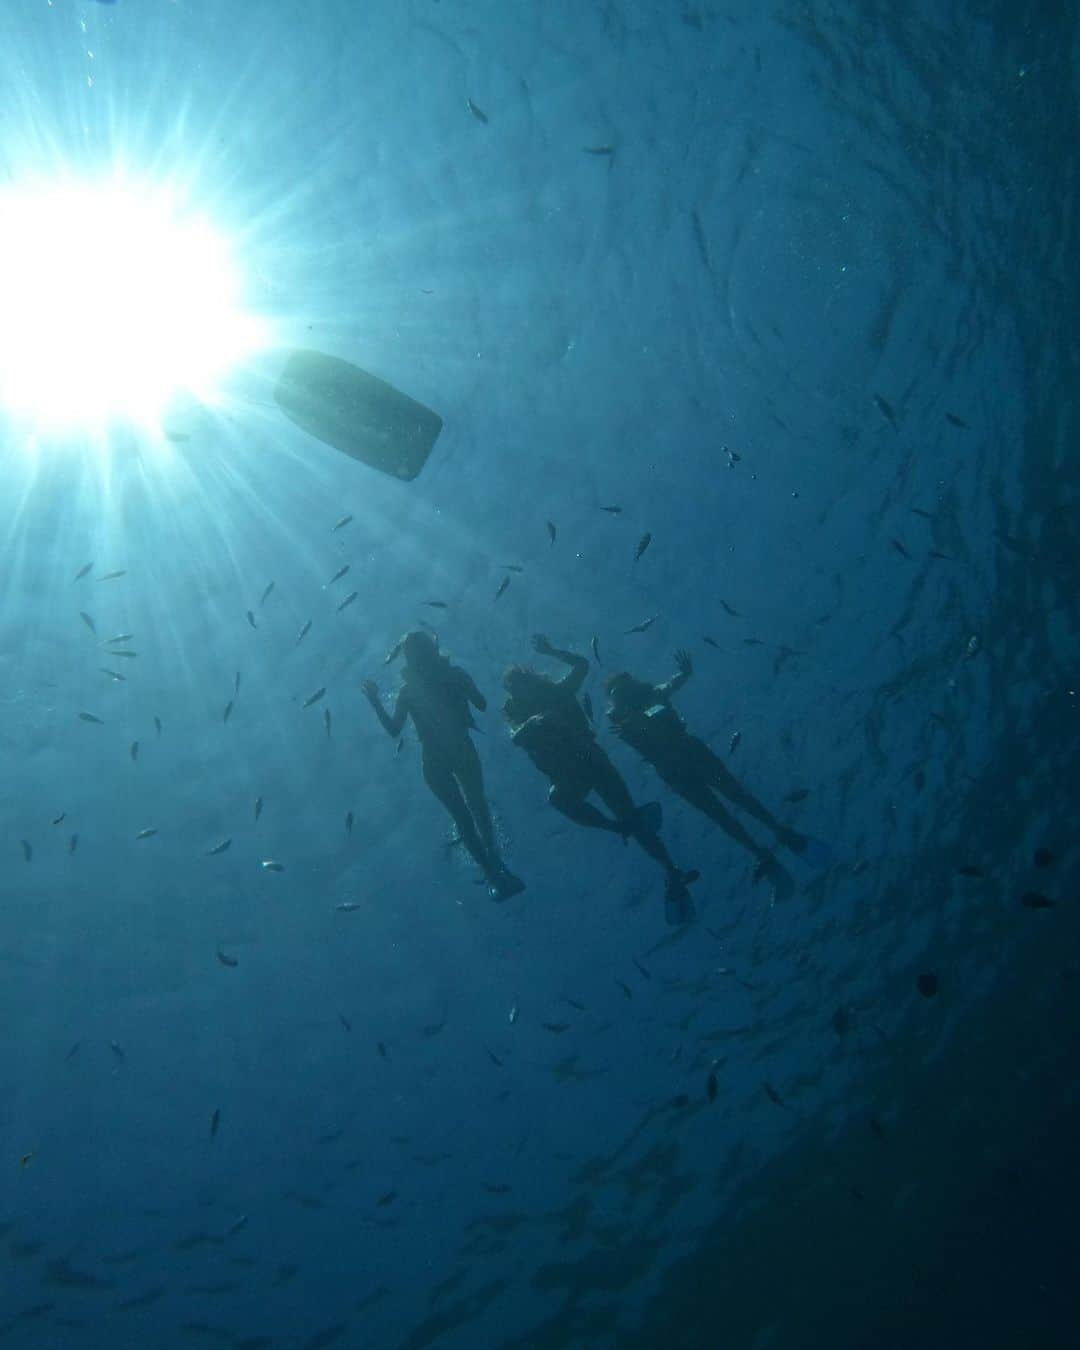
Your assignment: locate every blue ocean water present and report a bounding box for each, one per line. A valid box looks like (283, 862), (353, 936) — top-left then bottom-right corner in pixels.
(1, 3), (1076, 1348)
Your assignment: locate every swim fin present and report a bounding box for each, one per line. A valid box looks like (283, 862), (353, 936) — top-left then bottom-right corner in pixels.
(489, 868), (526, 903)
(274, 349), (442, 480)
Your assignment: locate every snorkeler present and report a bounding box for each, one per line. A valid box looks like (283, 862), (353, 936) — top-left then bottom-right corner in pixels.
(605, 651), (825, 896)
(503, 634), (697, 924)
(362, 631), (524, 902)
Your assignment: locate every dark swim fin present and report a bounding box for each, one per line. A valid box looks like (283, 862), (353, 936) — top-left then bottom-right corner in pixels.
(274, 349), (442, 480)
(489, 869), (526, 903)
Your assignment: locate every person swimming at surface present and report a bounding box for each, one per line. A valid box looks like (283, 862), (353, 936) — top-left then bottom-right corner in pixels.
(605, 650), (810, 896)
(362, 631), (524, 902)
(503, 633), (696, 923)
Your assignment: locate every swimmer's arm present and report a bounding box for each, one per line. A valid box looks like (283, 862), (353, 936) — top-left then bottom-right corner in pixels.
(460, 670), (487, 712)
(532, 634), (588, 694)
(656, 648), (693, 699)
(362, 681), (408, 737)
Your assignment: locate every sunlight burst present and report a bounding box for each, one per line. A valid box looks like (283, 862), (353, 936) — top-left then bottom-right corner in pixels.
(0, 176), (267, 437)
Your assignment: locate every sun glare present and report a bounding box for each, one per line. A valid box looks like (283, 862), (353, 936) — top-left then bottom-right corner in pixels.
(0, 177), (267, 437)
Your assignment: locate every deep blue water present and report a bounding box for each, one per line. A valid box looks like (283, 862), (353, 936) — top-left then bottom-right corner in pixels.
(1, 2), (1077, 1348)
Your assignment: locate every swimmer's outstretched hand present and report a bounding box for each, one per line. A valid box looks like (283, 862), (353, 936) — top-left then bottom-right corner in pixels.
(674, 649), (693, 678)
(531, 633), (554, 656)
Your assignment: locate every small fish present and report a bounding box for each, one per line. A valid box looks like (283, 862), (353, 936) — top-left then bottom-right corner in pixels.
(100, 668), (126, 682)
(546, 520), (557, 545)
(234, 671), (242, 695)
(223, 700), (234, 723)
(583, 145), (615, 155)
(466, 97), (488, 123)
(79, 611), (97, 634)
(164, 430), (190, 443)
(345, 810), (353, 835)
(335, 902), (361, 912)
(68, 834), (79, 854)
(331, 514), (353, 532)
(832, 1007), (852, 1037)
(129, 741), (139, 762)
(494, 576), (510, 601)
(483, 1183), (511, 1194)
(764, 1082), (786, 1108)
(929, 550), (952, 560)
(542, 1022), (570, 1033)
(303, 686), (327, 709)
(100, 569), (127, 581)
(720, 599), (741, 617)
(582, 691), (594, 722)
(504, 564), (524, 573)
(890, 538), (911, 559)
(254, 796), (264, 821)
(110, 650), (138, 658)
(260, 581), (275, 606)
(328, 565), (350, 586)
(873, 393), (899, 430)
(74, 562), (93, 581)
(224, 1215), (247, 1237)
(206, 839), (232, 856)
(296, 619), (312, 646)
(785, 789), (809, 803)
(917, 972), (939, 998)
(154, 716), (162, 735)
(19, 1151), (34, 1170)
(703, 636), (720, 649)
(957, 864), (984, 878)
(591, 635), (601, 663)
(1020, 892), (1055, 909)
(945, 412), (969, 429)
(1033, 847), (1056, 868)
(261, 860), (285, 872)
(110, 1041), (125, 1062)
(20, 839), (32, 862)
(52, 812), (66, 825)
(508, 1004), (519, 1025)
(625, 615), (658, 635)
(216, 949), (238, 967)
(104, 633), (134, 645)
(78, 712), (104, 725)
(615, 978), (633, 1000)
(563, 997), (585, 1012)
(377, 1041), (387, 1059)
(633, 532), (652, 562)
(423, 599), (447, 609)
(65, 1041), (81, 1062)
(210, 1109), (220, 1139)
(337, 1012), (352, 1032)
(324, 708), (332, 738)
(707, 1069), (719, 1103)
(336, 590), (358, 613)
(729, 730), (741, 754)
(135, 828), (158, 840)
(632, 956), (651, 980)
(376, 1190), (397, 1207)
(245, 610), (257, 629)
(599, 504), (622, 513)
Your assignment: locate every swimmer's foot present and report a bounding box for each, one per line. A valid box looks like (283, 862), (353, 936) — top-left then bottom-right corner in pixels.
(489, 867), (526, 902)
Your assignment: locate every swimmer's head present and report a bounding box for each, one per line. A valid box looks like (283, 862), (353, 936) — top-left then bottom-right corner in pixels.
(401, 630), (440, 671)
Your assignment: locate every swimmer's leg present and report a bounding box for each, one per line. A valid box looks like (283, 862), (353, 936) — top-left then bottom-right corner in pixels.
(455, 741), (525, 900)
(549, 783), (623, 833)
(422, 754), (493, 875)
(703, 754), (806, 852)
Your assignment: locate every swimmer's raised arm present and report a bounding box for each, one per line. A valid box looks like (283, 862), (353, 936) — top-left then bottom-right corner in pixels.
(531, 634), (588, 695)
(362, 680), (408, 737)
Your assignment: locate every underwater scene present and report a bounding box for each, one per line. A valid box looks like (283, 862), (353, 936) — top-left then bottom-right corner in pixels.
(1, 2), (1076, 1347)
